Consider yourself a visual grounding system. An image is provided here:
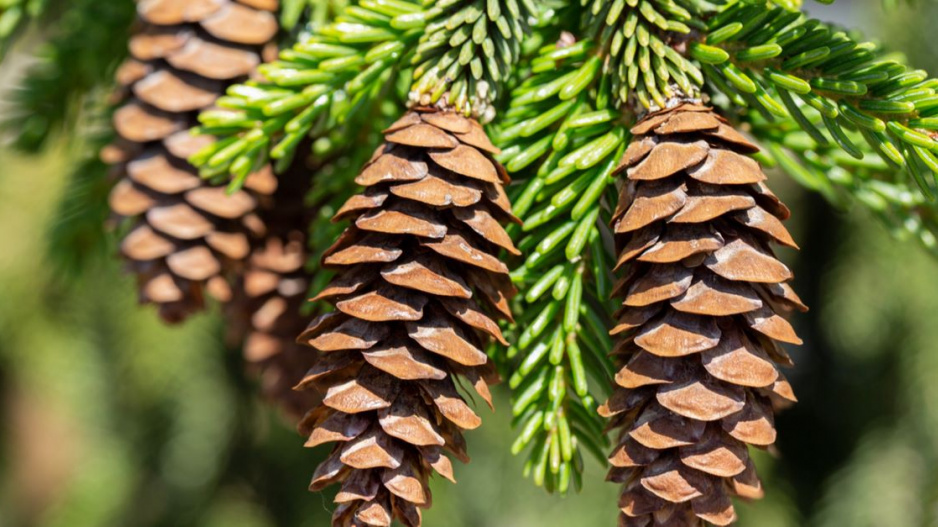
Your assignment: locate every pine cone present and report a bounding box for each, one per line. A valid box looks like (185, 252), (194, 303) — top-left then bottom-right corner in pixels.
(105, 0), (279, 322)
(230, 231), (321, 419)
(228, 160), (322, 420)
(602, 104), (806, 526)
(295, 108), (517, 527)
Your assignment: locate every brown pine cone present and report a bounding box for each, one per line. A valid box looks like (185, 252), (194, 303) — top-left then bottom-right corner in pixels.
(230, 232), (321, 419)
(601, 103), (806, 526)
(226, 160), (322, 420)
(295, 108), (517, 527)
(105, 0), (280, 323)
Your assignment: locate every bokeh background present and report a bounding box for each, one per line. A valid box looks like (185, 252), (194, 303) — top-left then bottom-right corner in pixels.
(1, 1), (937, 526)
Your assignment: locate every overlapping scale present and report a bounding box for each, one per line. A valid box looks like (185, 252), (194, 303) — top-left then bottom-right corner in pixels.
(604, 104), (806, 526)
(105, 0), (278, 322)
(297, 108), (514, 527)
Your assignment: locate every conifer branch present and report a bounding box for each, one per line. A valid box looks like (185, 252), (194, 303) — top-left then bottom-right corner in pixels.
(493, 0), (712, 496)
(745, 110), (938, 255)
(493, 0), (715, 495)
(494, 38), (625, 494)
(409, 0), (537, 120)
(1, 0), (134, 151)
(693, 5), (938, 200)
(281, 0), (347, 31)
(190, 0), (425, 186)
(583, 0), (706, 110)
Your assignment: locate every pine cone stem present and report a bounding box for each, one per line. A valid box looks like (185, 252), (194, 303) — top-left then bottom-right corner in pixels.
(296, 108), (516, 527)
(602, 104), (806, 527)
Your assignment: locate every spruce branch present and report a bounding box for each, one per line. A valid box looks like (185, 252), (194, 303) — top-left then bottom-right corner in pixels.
(281, 0), (348, 31)
(493, 38), (626, 494)
(693, 4), (938, 200)
(189, 0), (425, 186)
(491, 0), (711, 496)
(582, 0), (708, 110)
(409, 0), (537, 120)
(745, 109), (938, 256)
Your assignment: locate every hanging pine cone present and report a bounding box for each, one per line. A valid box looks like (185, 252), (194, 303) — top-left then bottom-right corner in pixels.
(104, 0), (279, 322)
(601, 103), (806, 527)
(232, 231), (322, 419)
(295, 107), (517, 527)
(227, 160), (321, 420)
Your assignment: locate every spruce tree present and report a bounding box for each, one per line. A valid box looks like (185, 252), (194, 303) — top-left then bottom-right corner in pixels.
(6, 0), (938, 525)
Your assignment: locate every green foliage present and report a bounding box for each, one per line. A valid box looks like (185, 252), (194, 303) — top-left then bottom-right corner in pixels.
(190, 0), (424, 186)
(410, 0), (537, 119)
(695, 4), (938, 200)
(2, 0), (133, 151)
(494, 41), (626, 494)
(582, 0), (706, 109)
(0, 0), (49, 55)
(281, 0), (348, 31)
(745, 108), (938, 255)
(44, 139), (114, 277)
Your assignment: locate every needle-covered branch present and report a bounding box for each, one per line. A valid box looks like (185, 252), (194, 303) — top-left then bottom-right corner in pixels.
(410, 0), (537, 120)
(693, 4), (938, 200)
(494, 39), (626, 494)
(190, 0), (426, 186)
(582, 0), (706, 109)
(746, 110), (938, 255)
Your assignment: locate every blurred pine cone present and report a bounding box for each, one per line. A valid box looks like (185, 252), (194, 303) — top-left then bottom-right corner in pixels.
(602, 104), (806, 526)
(104, 0), (279, 322)
(295, 108), (517, 526)
(231, 230), (321, 419)
(227, 159), (322, 420)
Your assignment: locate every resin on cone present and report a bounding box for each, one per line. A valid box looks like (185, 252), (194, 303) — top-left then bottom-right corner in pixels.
(105, 0), (279, 322)
(296, 107), (517, 527)
(601, 103), (806, 526)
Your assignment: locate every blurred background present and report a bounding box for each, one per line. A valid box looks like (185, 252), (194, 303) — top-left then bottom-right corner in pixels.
(1, 1), (938, 526)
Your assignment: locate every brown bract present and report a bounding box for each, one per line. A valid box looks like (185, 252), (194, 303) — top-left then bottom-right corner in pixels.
(105, 0), (278, 322)
(297, 108), (514, 527)
(604, 104), (805, 527)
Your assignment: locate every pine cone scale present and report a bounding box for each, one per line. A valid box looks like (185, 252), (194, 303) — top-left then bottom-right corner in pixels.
(605, 104), (804, 527)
